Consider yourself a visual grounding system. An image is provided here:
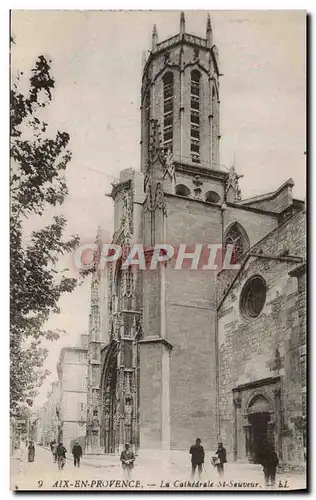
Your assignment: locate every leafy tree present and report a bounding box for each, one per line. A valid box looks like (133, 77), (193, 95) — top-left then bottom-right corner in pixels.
(10, 49), (80, 415)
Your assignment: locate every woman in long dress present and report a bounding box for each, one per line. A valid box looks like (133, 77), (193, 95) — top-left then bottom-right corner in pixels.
(28, 441), (35, 463)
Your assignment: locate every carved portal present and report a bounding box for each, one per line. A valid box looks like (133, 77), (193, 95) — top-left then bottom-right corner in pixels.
(100, 186), (143, 454)
(232, 377), (281, 463)
(100, 314), (143, 454)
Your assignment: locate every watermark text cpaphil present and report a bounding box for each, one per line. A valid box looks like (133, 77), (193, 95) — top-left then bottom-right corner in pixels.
(73, 243), (240, 271)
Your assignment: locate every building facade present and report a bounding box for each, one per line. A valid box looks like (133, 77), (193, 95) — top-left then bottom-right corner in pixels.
(85, 232), (109, 453)
(57, 335), (88, 450)
(217, 207), (306, 463)
(86, 13), (306, 461)
(36, 381), (61, 446)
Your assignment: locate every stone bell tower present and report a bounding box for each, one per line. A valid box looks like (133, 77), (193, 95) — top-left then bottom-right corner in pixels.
(141, 12), (221, 172)
(139, 13), (226, 453)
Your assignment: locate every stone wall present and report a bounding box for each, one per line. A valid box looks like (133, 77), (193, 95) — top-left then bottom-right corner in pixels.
(289, 263), (306, 452)
(165, 197), (221, 450)
(139, 342), (163, 449)
(218, 208), (305, 306)
(224, 205), (278, 249)
(297, 271), (306, 409)
(217, 209), (305, 463)
(253, 209), (305, 257)
(218, 257), (303, 462)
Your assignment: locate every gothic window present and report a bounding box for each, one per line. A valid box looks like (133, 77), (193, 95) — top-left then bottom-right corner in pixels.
(240, 276), (267, 318)
(224, 222), (249, 263)
(163, 72), (174, 152)
(190, 70), (201, 163)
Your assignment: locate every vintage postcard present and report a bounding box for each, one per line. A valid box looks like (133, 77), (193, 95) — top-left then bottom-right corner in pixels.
(10, 10), (306, 492)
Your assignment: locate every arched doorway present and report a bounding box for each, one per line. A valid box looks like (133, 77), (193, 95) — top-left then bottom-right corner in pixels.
(100, 314), (142, 455)
(245, 395), (275, 463)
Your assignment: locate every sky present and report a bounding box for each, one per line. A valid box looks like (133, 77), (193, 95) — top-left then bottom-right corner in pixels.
(11, 10), (306, 407)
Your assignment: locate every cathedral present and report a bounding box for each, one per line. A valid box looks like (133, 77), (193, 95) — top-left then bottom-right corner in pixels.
(85, 13), (306, 464)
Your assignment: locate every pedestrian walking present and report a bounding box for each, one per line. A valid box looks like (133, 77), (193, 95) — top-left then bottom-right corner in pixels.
(189, 438), (205, 479)
(52, 441), (58, 463)
(72, 441), (83, 467)
(56, 442), (67, 471)
(120, 443), (135, 479)
(212, 441), (227, 476)
(27, 441), (35, 463)
(259, 443), (279, 487)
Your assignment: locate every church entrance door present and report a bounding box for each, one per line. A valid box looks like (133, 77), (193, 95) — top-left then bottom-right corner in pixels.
(248, 412), (270, 463)
(246, 394), (275, 463)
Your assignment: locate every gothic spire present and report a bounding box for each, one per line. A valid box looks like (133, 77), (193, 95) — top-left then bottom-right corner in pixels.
(180, 12), (185, 34)
(206, 13), (213, 47)
(152, 24), (158, 50)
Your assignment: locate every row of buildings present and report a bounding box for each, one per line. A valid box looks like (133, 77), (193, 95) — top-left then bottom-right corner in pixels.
(35, 335), (88, 451)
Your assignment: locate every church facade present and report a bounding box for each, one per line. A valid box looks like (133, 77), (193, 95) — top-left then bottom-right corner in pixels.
(85, 13), (306, 463)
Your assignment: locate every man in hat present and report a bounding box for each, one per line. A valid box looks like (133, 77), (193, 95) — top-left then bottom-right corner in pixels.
(259, 442), (279, 487)
(72, 441), (83, 467)
(189, 438), (205, 479)
(120, 443), (135, 478)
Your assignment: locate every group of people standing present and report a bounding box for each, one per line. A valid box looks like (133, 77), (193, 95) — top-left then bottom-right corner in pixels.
(50, 440), (82, 470)
(189, 438), (279, 487)
(21, 435), (279, 487)
(189, 438), (227, 479)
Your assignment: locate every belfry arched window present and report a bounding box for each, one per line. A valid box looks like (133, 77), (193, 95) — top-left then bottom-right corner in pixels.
(224, 222), (249, 264)
(190, 70), (201, 163)
(163, 72), (174, 152)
